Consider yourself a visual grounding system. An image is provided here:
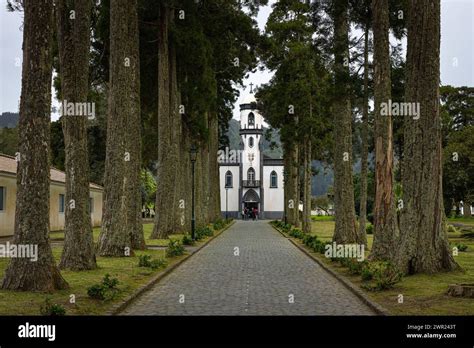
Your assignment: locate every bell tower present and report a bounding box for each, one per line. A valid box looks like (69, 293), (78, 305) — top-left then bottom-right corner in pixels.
(239, 87), (264, 215)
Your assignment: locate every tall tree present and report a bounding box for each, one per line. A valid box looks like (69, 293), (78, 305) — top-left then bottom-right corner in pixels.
(331, 0), (359, 244)
(397, 0), (458, 274)
(97, 0), (141, 256)
(2, 0), (68, 291)
(56, 0), (97, 270)
(370, 0), (398, 261)
(126, 0), (145, 250)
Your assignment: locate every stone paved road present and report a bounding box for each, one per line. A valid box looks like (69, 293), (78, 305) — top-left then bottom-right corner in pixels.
(121, 220), (375, 315)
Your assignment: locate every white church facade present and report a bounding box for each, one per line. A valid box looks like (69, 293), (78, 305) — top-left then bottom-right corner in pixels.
(219, 93), (284, 219)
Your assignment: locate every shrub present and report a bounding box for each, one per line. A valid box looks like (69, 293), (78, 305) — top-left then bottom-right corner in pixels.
(447, 224), (458, 233)
(40, 298), (66, 316)
(361, 261), (402, 291)
(456, 243), (468, 252)
(87, 274), (119, 301)
(361, 265), (373, 281)
(289, 228), (304, 239)
(166, 239), (185, 257)
(138, 254), (168, 269)
(213, 219), (225, 230)
(366, 223), (374, 235)
(346, 259), (367, 275)
(150, 258), (168, 269)
(182, 234), (195, 246)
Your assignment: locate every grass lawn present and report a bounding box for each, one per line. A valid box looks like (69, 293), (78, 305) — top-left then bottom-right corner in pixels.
(50, 223), (182, 247)
(0, 221), (230, 315)
(302, 218), (474, 315)
(447, 216), (474, 227)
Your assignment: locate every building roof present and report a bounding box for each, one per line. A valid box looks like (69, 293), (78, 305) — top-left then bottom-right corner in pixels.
(240, 92), (257, 105)
(0, 154), (103, 190)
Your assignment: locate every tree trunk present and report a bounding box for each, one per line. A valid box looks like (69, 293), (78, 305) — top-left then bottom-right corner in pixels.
(463, 201), (472, 217)
(1, 0), (68, 291)
(287, 144), (299, 226)
(302, 137), (312, 233)
(126, 0), (145, 250)
(208, 110), (221, 221)
(370, 0), (398, 261)
(97, 0), (136, 256)
(332, 0), (358, 244)
(152, 5), (173, 238)
(56, 0), (97, 270)
(358, 22), (369, 247)
(397, 0), (459, 274)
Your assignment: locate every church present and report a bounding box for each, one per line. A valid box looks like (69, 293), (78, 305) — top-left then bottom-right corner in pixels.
(219, 91), (284, 219)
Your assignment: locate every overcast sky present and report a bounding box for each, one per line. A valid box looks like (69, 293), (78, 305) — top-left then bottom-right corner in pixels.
(0, 0), (472, 120)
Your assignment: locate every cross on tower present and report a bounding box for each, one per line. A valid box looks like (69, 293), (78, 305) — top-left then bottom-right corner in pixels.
(249, 82), (254, 93)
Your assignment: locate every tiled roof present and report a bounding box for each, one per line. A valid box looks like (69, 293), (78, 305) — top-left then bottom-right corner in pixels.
(0, 154), (103, 190)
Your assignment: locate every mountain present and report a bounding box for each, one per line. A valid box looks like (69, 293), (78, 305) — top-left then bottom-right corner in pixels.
(0, 112), (19, 128)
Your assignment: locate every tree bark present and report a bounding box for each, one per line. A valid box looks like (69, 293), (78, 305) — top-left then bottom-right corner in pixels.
(286, 144), (300, 226)
(126, 0), (145, 250)
(370, 0), (398, 261)
(208, 110), (221, 221)
(152, 5), (173, 238)
(332, 0), (358, 244)
(1, 0), (69, 291)
(463, 201), (472, 217)
(397, 0), (459, 274)
(358, 21), (369, 247)
(302, 136), (312, 233)
(97, 0), (137, 256)
(56, 0), (97, 270)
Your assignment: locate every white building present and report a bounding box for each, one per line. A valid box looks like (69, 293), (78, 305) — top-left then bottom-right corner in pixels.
(219, 92), (284, 219)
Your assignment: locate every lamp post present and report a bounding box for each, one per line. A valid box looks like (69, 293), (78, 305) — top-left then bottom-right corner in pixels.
(283, 170), (288, 225)
(225, 187), (229, 220)
(190, 144), (198, 240)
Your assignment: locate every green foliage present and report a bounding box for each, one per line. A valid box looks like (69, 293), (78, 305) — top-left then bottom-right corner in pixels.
(289, 228), (304, 239)
(166, 239), (185, 257)
(39, 298), (66, 316)
(361, 261), (403, 291)
(194, 226), (214, 241)
(138, 254), (167, 269)
(87, 274), (120, 301)
(213, 219), (225, 231)
(455, 243), (468, 252)
(182, 234), (195, 246)
(447, 224), (458, 233)
(366, 223), (373, 235)
(140, 169), (157, 209)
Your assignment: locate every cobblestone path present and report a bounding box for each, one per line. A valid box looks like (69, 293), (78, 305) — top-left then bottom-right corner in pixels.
(121, 220), (375, 315)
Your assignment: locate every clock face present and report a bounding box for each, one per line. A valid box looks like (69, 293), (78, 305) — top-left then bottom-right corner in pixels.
(248, 153), (254, 162)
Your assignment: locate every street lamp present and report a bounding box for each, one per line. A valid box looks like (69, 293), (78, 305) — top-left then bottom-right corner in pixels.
(283, 170), (288, 225)
(190, 143), (198, 240)
(225, 187), (229, 220)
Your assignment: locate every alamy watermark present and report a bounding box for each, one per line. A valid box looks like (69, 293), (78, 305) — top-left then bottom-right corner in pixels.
(325, 242), (365, 262)
(59, 99), (95, 120)
(380, 99), (420, 120)
(0, 242), (38, 262)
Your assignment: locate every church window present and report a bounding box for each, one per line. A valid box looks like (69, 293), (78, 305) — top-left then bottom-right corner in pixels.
(225, 171), (233, 188)
(270, 171), (278, 188)
(247, 167), (255, 181)
(248, 112), (255, 127)
(249, 137), (254, 148)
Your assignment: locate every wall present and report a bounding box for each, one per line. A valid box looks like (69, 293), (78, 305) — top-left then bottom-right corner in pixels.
(219, 165), (240, 214)
(0, 173), (103, 236)
(263, 165), (284, 218)
(0, 175), (16, 237)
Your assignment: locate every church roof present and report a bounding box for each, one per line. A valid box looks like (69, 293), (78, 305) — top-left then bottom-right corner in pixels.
(240, 92), (257, 104)
(0, 153), (103, 190)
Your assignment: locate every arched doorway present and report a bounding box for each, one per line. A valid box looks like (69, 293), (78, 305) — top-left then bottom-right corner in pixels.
(242, 189), (260, 219)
